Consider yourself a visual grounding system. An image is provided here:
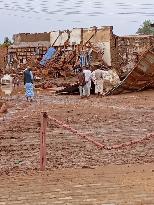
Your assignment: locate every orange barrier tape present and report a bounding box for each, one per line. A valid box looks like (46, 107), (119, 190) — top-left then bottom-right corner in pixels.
(49, 117), (154, 150)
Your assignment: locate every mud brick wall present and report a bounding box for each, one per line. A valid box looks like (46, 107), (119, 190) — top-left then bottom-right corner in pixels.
(116, 35), (154, 74)
(110, 34), (120, 74)
(0, 46), (7, 71)
(82, 26), (112, 43)
(13, 32), (50, 44)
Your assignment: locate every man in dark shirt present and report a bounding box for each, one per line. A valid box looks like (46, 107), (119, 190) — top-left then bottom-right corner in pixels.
(77, 67), (85, 98)
(24, 66), (34, 102)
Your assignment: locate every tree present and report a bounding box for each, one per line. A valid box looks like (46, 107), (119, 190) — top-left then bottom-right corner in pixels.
(136, 20), (154, 35)
(2, 36), (12, 47)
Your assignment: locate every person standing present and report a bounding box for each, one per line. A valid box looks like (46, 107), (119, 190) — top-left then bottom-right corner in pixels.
(83, 66), (92, 98)
(92, 65), (104, 97)
(77, 67), (85, 98)
(24, 66), (34, 102)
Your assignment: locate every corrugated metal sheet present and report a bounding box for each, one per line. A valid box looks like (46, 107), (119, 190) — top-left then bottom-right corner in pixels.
(106, 47), (154, 95)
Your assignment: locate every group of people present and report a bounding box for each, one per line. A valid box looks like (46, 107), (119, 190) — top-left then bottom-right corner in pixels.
(23, 64), (106, 102)
(78, 65), (105, 98)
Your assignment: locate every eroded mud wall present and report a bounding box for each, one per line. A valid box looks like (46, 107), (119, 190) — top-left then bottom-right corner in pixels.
(117, 35), (154, 74)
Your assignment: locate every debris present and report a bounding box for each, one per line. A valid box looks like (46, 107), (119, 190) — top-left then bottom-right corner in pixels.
(0, 102), (8, 120)
(106, 47), (154, 95)
(0, 103), (8, 114)
(56, 81), (95, 95)
(1, 74), (13, 85)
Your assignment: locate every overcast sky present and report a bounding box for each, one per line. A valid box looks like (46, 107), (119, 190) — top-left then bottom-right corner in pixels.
(0, 0), (154, 43)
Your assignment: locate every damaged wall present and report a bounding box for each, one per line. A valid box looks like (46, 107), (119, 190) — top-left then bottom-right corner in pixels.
(69, 28), (81, 45)
(7, 27), (154, 77)
(0, 46), (7, 72)
(13, 32), (50, 44)
(50, 29), (83, 46)
(50, 30), (69, 46)
(8, 32), (51, 64)
(117, 35), (154, 75)
(50, 26), (113, 66)
(50, 29), (154, 75)
(110, 35), (120, 74)
(83, 26), (112, 66)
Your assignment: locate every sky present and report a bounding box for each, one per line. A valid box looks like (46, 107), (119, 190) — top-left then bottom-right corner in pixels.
(0, 0), (154, 43)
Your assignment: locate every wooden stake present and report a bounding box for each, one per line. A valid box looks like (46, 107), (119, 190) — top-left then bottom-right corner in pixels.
(40, 112), (48, 171)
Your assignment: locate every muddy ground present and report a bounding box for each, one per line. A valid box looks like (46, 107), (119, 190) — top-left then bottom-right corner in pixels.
(0, 88), (154, 173)
(0, 163), (154, 205)
(0, 87), (154, 204)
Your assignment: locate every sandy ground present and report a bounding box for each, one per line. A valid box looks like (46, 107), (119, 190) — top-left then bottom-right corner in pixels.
(0, 163), (154, 205)
(0, 88), (154, 204)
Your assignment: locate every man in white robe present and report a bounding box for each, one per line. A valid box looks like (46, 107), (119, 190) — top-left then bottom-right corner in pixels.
(83, 66), (92, 97)
(92, 65), (104, 96)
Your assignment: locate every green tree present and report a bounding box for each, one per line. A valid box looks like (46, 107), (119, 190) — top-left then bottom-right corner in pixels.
(136, 20), (154, 35)
(2, 36), (12, 47)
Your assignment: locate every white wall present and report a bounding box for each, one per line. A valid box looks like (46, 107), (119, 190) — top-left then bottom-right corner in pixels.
(69, 28), (81, 45)
(96, 42), (111, 66)
(50, 31), (68, 46)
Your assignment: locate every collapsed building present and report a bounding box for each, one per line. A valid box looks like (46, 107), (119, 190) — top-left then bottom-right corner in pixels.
(3, 26), (154, 94)
(7, 26), (115, 70)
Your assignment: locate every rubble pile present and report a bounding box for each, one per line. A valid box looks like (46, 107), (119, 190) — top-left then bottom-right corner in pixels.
(5, 41), (110, 89)
(41, 48), (77, 78)
(39, 42), (107, 79)
(1, 37), (153, 94)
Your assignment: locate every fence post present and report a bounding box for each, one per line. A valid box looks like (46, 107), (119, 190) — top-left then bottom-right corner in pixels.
(40, 112), (48, 171)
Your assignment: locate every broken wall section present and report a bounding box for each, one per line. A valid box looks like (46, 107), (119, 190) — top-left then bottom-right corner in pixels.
(117, 35), (154, 76)
(83, 26), (112, 66)
(8, 33), (51, 65)
(13, 32), (50, 45)
(0, 46), (8, 74)
(50, 26), (113, 66)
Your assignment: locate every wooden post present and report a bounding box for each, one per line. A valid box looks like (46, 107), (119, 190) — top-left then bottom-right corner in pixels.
(40, 112), (48, 171)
